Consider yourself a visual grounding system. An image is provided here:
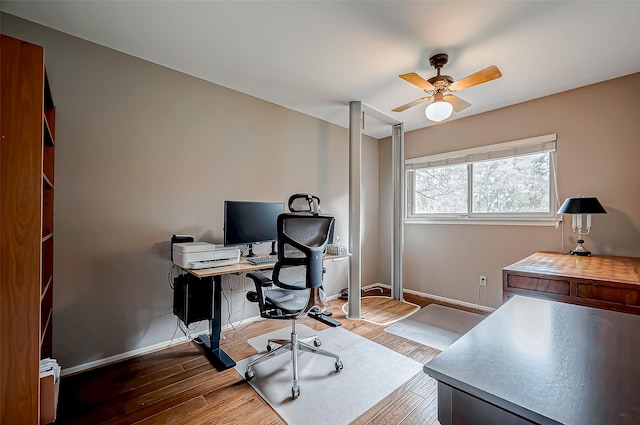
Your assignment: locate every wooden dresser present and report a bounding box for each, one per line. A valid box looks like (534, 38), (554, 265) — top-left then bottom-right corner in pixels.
(502, 251), (640, 315)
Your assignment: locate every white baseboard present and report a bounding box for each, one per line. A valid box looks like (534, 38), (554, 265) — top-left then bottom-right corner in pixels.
(61, 315), (264, 377)
(365, 283), (495, 314)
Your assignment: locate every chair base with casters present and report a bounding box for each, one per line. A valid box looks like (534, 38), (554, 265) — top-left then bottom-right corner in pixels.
(244, 318), (343, 399)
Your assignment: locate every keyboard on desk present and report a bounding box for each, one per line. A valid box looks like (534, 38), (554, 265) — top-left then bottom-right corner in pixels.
(247, 255), (278, 265)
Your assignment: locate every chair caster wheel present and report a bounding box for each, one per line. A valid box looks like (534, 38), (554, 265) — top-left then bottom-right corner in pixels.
(245, 368), (255, 381)
(292, 386), (300, 399)
(313, 338), (321, 347)
(335, 361), (343, 372)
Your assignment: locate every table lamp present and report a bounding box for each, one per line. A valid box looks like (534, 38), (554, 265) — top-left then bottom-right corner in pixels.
(556, 196), (607, 256)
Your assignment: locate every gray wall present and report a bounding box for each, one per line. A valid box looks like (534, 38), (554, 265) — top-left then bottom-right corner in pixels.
(380, 72), (640, 308)
(2, 14), (382, 370)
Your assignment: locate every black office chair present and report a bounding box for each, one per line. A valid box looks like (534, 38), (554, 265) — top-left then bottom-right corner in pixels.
(244, 210), (343, 399)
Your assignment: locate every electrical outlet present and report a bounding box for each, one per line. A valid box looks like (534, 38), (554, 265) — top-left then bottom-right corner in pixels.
(480, 275), (487, 286)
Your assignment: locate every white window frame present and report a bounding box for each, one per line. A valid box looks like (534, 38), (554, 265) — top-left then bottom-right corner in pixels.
(405, 134), (558, 226)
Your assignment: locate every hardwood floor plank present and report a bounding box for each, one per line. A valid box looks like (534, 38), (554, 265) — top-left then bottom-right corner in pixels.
(192, 381), (285, 425)
(350, 371), (424, 425)
(405, 345), (441, 364)
(399, 394), (440, 425)
(57, 346), (204, 422)
(370, 332), (420, 355)
(406, 373), (437, 399)
(101, 369), (243, 425)
(354, 297), (420, 325)
(179, 355), (210, 371)
(132, 395), (209, 425)
(364, 390), (425, 425)
(126, 364), (215, 403)
(67, 362), (215, 424)
(123, 364), (186, 389)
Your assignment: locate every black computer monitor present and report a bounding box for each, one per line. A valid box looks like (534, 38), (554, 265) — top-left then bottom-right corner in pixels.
(223, 200), (285, 257)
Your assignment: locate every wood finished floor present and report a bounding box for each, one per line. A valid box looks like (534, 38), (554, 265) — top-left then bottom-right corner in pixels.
(56, 291), (487, 424)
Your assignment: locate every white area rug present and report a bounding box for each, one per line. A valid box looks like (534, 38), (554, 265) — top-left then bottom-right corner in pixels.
(236, 326), (423, 425)
(385, 304), (486, 351)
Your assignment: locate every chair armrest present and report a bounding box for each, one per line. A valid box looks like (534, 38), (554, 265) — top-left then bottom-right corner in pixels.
(247, 272), (272, 287)
(246, 272), (273, 316)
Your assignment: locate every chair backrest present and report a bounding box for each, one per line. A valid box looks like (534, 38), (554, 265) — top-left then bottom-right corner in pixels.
(272, 212), (335, 290)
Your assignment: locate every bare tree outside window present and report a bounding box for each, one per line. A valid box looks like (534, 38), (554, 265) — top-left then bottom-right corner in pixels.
(414, 165), (467, 214)
(473, 152), (550, 213)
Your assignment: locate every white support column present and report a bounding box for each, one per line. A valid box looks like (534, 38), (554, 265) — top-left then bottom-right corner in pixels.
(348, 101), (363, 319)
(348, 101), (404, 318)
(391, 123), (405, 300)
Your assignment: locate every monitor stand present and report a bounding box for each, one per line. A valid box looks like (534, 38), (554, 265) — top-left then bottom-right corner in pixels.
(246, 242), (277, 257)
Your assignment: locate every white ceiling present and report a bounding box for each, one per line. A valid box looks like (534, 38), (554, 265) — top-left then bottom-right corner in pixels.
(3, 1), (640, 139)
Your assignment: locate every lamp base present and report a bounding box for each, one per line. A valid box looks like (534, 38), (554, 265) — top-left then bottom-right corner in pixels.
(570, 250), (591, 256)
(570, 239), (591, 256)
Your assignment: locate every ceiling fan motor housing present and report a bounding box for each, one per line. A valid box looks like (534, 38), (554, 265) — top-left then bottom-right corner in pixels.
(428, 53), (453, 90)
(428, 75), (453, 90)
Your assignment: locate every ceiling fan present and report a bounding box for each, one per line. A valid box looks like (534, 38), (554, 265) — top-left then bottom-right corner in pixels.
(393, 53), (502, 122)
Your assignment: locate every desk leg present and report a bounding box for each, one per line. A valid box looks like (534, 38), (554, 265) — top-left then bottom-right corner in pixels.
(194, 275), (236, 370)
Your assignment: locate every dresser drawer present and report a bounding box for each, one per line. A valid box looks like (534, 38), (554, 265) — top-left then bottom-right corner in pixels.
(505, 274), (570, 296)
(577, 282), (640, 306)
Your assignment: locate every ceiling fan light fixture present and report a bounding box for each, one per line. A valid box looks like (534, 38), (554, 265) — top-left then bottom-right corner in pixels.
(425, 96), (453, 122)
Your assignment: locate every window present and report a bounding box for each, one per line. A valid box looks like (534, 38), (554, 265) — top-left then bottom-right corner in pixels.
(406, 134), (557, 224)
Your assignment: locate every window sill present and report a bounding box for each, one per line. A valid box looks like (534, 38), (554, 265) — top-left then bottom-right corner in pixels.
(405, 217), (559, 227)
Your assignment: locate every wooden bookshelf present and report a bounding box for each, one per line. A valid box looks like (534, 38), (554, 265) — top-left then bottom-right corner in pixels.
(1, 35), (56, 424)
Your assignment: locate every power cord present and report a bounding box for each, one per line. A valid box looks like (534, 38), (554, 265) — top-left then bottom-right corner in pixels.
(222, 273), (248, 331)
(168, 317), (202, 346)
(167, 264), (178, 289)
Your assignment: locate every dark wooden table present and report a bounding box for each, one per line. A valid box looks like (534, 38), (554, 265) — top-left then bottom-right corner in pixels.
(503, 251), (640, 314)
(423, 295), (640, 425)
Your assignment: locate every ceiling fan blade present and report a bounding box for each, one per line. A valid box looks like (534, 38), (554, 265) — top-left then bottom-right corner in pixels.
(443, 94), (471, 112)
(399, 73), (435, 91)
(448, 65), (502, 92)
(392, 95), (433, 112)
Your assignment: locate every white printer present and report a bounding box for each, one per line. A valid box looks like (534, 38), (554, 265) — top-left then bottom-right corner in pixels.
(172, 242), (240, 269)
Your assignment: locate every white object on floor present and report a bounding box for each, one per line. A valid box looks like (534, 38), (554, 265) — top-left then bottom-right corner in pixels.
(385, 303), (486, 351)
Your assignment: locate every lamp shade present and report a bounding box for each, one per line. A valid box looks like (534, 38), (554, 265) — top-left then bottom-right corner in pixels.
(556, 197), (607, 214)
(425, 100), (453, 122)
